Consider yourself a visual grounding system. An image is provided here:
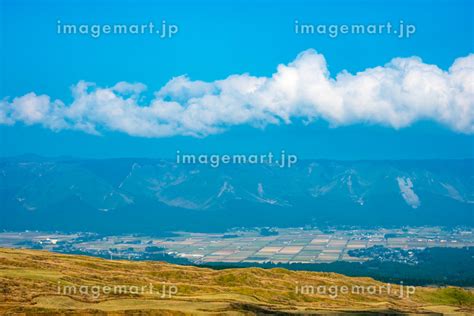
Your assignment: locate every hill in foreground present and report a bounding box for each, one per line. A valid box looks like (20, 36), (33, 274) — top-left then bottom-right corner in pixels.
(0, 248), (473, 315)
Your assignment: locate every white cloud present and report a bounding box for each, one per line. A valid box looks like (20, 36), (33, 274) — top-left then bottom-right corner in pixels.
(1, 49), (473, 137)
(8, 93), (67, 130)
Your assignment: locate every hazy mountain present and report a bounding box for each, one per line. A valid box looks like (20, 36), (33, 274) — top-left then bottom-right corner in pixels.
(0, 156), (472, 233)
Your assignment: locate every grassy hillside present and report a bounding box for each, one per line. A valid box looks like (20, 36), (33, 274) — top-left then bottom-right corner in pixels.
(0, 248), (473, 315)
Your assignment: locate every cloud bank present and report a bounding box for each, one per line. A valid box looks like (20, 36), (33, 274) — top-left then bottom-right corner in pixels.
(1, 49), (473, 137)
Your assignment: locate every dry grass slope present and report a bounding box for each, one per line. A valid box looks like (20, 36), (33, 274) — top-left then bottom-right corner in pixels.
(0, 248), (473, 315)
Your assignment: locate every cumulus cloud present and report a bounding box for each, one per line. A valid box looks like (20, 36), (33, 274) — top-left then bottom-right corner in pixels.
(1, 49), (473, 137)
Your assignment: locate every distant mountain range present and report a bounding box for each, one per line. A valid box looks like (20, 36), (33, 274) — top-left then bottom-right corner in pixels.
(0, 155), (473, 233)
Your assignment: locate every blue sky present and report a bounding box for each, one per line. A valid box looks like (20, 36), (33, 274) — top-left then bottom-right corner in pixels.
(0, 0), (473, 159)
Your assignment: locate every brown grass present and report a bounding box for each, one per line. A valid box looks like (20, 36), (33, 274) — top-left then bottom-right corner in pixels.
(0, 247), (472, 315)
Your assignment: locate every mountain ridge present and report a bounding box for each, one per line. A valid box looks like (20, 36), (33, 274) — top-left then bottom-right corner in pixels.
(1, 156), (472, 233)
